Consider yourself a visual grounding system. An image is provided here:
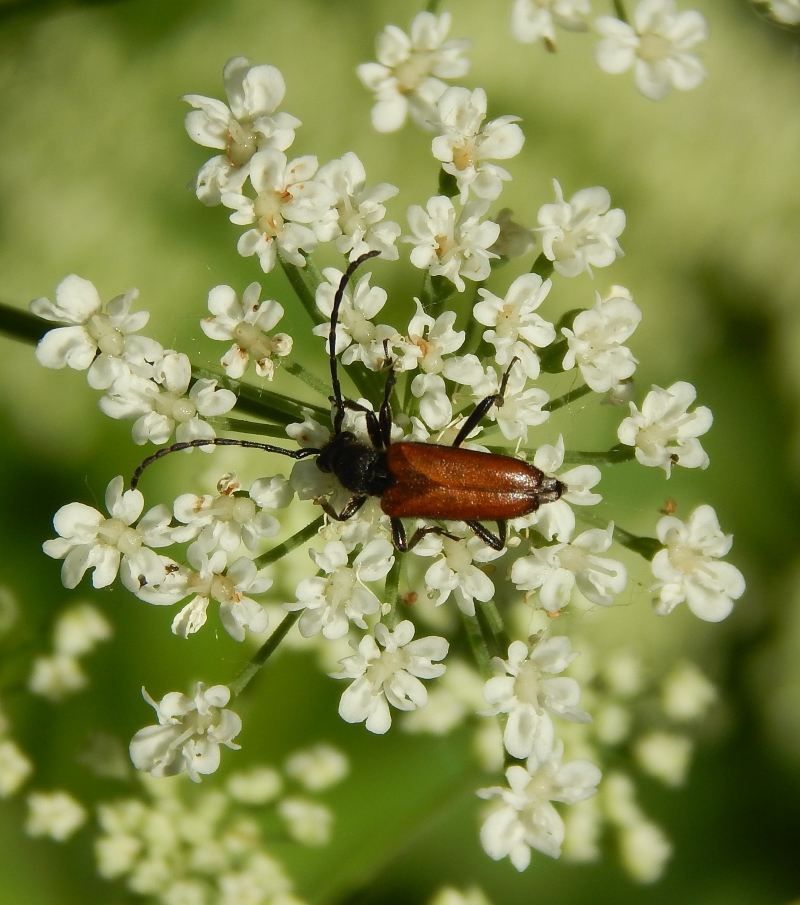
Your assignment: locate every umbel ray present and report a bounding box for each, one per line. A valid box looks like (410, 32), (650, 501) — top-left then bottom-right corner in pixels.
(131, 251), (565, 551)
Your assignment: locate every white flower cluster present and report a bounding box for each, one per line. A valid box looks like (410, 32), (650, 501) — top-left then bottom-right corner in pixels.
(508, 0), (708, 101)
(28, 602), (112, 702)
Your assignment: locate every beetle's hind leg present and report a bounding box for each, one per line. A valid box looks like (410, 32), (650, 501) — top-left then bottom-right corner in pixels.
(465, 520), (507, 551)
(391, 518), (461, 553)
(451, 357), (519, 449)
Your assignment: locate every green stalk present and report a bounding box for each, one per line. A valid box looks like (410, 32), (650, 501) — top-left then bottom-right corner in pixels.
(279, 253), (325, 326)
(562, 444), (636, 466)
(229, 610), (302, 696)
(530, 252), (554, 279)
(543, 384), (592, 412)
(461, 611), (495, 681)
(0, 301), (48, 346)
(612, 0), (629, 23)
(382, 557), (402, 630)
(254, 515), (324, 568)
(578, 508), (661, 560)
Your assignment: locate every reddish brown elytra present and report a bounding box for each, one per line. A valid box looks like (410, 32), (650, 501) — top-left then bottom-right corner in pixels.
(130, 251), (565, 551)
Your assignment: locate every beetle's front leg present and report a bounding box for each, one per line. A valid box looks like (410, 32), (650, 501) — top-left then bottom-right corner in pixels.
(465, 519), (507, 551)
(318, 495), (367, 522)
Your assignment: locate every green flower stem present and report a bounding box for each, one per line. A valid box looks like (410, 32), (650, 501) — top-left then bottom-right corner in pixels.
(543, 383), (593, 412)
(426, 0), (442, 13)
(579, 508), (662, 560)
(461, 611), (494, 680)
(254, 515), (324, 568)
(229, 609), (302, 697)
(283, 361), (331, 399)
(192, 364), (328, 425)
(382, 557), (402, 630)
(279, 253), (325, 326)
(530, 252), (554, 279)
(612, 0), (629, 23)
(477, 599), (511, 657)
(0, 301), (48, 346)
(205, 416), (292, 438)
(562, 444), (636, 465)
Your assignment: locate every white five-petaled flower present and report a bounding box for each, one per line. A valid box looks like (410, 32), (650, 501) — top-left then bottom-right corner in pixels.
(315, 151), (401, 261)
(160, 545), (271, 642)
(25, 790), (87, 842)
(651, 504), (745, 622)
(99, 350), (236, 447)
(537, 180), (625, 277)
(512, 436), (602, 542)
(42, 476), (176, 592)
(468, 365), (550, 441)
(414, 534), (504, 616)
(594, 0), (708, 101)
(510, 0), (592, 51)
(183, 57), (301, 204)
(31, 275), (162, 390)
(357, 11), (471, 133)
(313, 267), (394, 370)
(201, 282), (292, 379)
(405, 196), (500, 291)
(129, 683), (242, 782)
(482, 636), (591, 762)
(474, 273), (556, 379)
(562, 285), (641, 392)
(477, 741), (601, 867)
(617, 381), (712, 475)
(333, 620), (449, 734)
(221, 149), (337, 272)
(431, 86), (524, 202)
(286, 539), (394, 640)
(173, 472), (291, 554)
(511, 522), (627, 613)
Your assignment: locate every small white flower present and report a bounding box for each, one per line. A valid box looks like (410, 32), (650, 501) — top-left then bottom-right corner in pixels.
(183, 57), (301, 204)
(594, 0), (708, 101)
(284, 743), (349, 791)
(429, 887), (494, 905)
(53, 602), (112, 657)
(42, 476), (176, 592)
(562, 286), (641, 392)
(313, 267), (394, 370)
(30, 275), (162, 389)
(511, 523), (627, 613)
(26, 790), (87, 841)
(357, 11), (471, 132)
(129, 682), (242, 782)
(315, 151), (401, 261)
(173, 471), (291, 554)
(512, 436), (602, 542)
(511, 0), (592, 51)
(477, 741), (601, 867)
(402, 659), (486, 735)
(333, 620), (449, 734)
(405, 196), (500, 291)
(757, 0), (800, 25)
(277, 798), (333, 846)
(619, 819), (673, 883)
(227, 766), (283, 804)
(660, 662), (716, 722)
(474, 274), (556, 379)
(221, 149), (337, 272)
(537, 180), (625, 277)
(482, 637), (591, 762)
(0, 740), (33, 797)
(634, 731), (692, 787)
(28, 654), (87, 702)
(201, 282), (292, 379)
(416, 534), (503, 617)
(617, 381), (713, 474)
(432, 87), (524, 202)
(469, 365), (550, 441)
(286, 539), (393, 640)
(651, 504), (745, 622)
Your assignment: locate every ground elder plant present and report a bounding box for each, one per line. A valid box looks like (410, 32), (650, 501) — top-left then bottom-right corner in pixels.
(0, 1), (752, 901)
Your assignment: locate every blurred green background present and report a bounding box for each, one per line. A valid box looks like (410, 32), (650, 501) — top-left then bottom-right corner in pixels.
(0, 0), (799, 902)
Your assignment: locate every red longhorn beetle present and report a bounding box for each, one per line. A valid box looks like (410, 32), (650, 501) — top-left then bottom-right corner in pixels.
(131, 251), (565, 550)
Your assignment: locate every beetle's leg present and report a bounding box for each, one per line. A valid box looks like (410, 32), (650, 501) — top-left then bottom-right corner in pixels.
(391, 519), (461, 552)
(465, 519), (507, 551)
(342, 400), (384, 449)
(378, 364), (396, 449)
(450, 357), (520, 449)
(318, 495), (367, 522)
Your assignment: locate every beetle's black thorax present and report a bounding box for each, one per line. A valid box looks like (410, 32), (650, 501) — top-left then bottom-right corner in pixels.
(315, 432), (395, 498)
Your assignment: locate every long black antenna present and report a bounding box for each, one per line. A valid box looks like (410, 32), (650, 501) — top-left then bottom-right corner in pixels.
(330, 250), (381, 435)
(130, 438), (319, 489)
